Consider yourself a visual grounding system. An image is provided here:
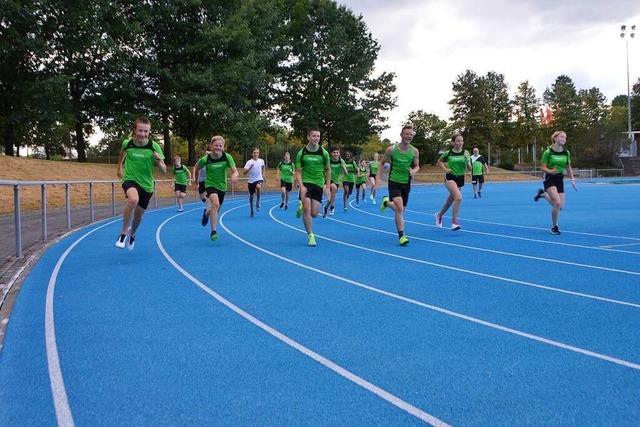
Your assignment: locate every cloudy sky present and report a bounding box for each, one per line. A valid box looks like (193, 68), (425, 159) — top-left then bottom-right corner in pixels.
(338, 0), (640, 141)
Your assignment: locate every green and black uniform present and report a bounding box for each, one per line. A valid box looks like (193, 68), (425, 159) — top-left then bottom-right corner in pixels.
(295, 145), (330, 203)
(388, 144), (417, 206)
(329, 157), (347, 186)
(121, 138), (165, 209)
(440, 149), (470, 188)
(470, 154), (487, 184)
(356, 165), (367, 186)
(277, 160), (295, 192)
(369, 160), (379, 178)
(541, 147), (571, 193)
(197, 152), (236, 205)
(173, 164), (190, 192)
(343, 159), (358, 196)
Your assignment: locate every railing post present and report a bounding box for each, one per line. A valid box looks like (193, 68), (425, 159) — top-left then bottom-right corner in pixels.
(89, 182), (95, 222)
(153, 180), (158, 209)
(41, 184), (47, 241)
(65, 183), (71, 229)
(112, 182), (116, 216)
(14, 185), (23, 258)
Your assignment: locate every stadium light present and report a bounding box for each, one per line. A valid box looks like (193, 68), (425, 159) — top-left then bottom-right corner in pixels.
(620, 24), (636, 142)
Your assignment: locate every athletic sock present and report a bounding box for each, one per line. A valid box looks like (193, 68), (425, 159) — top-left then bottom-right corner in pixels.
(398, 230), (404, 238)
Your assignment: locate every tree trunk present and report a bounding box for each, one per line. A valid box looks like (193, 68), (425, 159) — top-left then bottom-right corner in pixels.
(75, 120), (87, 162)
(188, 133), (196, 166)
(162, 111), (171, 165)
(3, 124), (16, 156)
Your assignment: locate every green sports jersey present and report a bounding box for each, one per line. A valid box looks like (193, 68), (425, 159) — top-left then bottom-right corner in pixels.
(389, 144), (417, 184)
(440, 149), (470, 176)
(344, 160), (358, 182)
(330, 158), (346, 183)
(173, 165), (190, 185)
(470, 155), (487, 175)
(369, 160), (380, 175)
(295, 145), (330, 187)
(356, 166), (367, 184)
(541, 147), (571, 173)
(277, 161), (295, 183)
(197, 152), (236, 191)
(121, 138), (165, 193)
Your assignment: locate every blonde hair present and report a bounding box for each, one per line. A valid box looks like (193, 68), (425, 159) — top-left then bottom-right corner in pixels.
(551, 130), (566, 143)
(210, 135), (225, 144)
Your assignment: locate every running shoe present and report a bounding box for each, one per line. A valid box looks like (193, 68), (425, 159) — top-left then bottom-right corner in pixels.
(434, 212), (443, 228)
(115, 234), (126, 249)
(201, 209), (209, 226)
(177, 207), (184, 212)
(550, 225), (561, 235)
(478, 192), (482, 198)
(295, 201), (303, 218)
(380, 196), (389, 213)
(126, 234), (135, 251)
(344, 207), (348, 212)
(323, 203), (330, 218)
(210, 231), (219, 241)
(372, 199), (376, 205)
(256, 202), (261, 211)
(451, 221), (461, 231)
(399, 235), (409, 246)
(307, 233), (317, 247)
(279, 202), (284, 209)
(534, 188), (545, 202)
(250, 211), (254, 218)
(284, 204), (288, 210)
(473, 194), (477, 199)
(329, 206), (335, 216)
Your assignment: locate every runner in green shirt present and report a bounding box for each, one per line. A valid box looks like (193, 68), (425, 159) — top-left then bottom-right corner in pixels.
(435, 133), (470, 231)
(368, 153), (380, 204)
(355, 159), (368, 206)
(173, 155), (191, 212)
(276, 151), (295, 210)
(324, 147), (348, 217)
(342, 150), (358, 212)
(195, 135), (239, 241)
(375, 125), (420, 246)
(469, 147), (489, 199)
(115, 116), (167, 250)
(295, 128), (331, 246)
(533, 130), (577, 235)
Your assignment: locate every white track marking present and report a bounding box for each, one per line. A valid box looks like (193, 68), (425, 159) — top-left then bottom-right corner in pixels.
(404, 208), (640, 242)
(156, 208), (449, 426)
(260, 206), (640, 370)
(351, 203), (640, 256)
(600, 243), (640, 249)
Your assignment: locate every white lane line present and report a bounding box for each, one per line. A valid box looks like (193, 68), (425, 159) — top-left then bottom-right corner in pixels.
(44, 201), (228, 427)
(404, 208), (640, 242)
(261, 207), (640, 370)
(352, 203), (640, 256)
(600, 243), (640, 249)
(155, 207), (449, 426)
(334, 212), (640, 277)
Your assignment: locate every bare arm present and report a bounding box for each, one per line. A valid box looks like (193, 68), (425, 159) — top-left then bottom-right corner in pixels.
(437, 157), (449, 173)
(116, 151), (126, 178)
(374, 147), (393, 188)
(409, 148), (420, 176)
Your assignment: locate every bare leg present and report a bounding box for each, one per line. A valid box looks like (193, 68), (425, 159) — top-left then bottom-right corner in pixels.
(120, 187), (139, 235)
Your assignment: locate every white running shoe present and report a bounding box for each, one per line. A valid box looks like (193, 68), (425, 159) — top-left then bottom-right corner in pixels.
(451, 221), (461, 231)
(115, 234), (126, 248)
(434, 212), (443, 228)
(126, 234), (135, 251)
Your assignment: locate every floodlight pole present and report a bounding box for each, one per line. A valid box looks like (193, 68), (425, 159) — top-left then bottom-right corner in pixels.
(621, 25), (636, 146)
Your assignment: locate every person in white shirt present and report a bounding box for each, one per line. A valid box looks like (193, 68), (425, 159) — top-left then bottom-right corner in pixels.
(243, 147), (266, 217)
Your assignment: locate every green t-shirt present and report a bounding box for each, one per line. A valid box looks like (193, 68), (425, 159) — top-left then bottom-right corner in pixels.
(389, 144), (417, 184)
(295, 145), (330, 187)
(330, 158), (346, 183)
(440, 149), (470, 177)
(541, 147), (571, 173)
(369, 160), (380, 175)
(277, 161), (295, 184)
(121, 138), (165, 193)
(197, 152), (236, 191)
(356, 166), (367, 184)
(344, 160), (358, 183)
(173, 165), (190, 185)
(470, 155), (487, 176)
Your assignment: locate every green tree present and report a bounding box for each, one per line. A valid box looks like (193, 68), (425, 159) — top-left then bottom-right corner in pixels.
(579, 87), (609, 127)
(543, 75), (583, 134)
(512, 80), (540, 161)
(406, 110), (448, 164)
(278, 0), (396, 147)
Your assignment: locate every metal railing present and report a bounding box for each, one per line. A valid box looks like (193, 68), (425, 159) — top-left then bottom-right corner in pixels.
(0, 178), (248, 259)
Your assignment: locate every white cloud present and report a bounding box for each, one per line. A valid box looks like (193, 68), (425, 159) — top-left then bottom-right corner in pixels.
(340, 0), (640, 141)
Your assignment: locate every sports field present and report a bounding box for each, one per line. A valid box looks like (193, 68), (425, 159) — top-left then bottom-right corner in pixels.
(1, 179), (639, 425)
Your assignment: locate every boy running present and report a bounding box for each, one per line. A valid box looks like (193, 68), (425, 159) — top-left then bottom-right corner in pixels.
(276, 151), (295, 210)
(173, 155), (191, 212)
(375, 125), (420, 246)
(116, 116), (166, 250)
(195, 136), (239, 241)
(355, 159), (368, 205)
(324, 147), (348, 217)
(244, 147), (265, 217)
(295, 128), (331, 246)
(368, 153), (380, 204)
(342, 150), (358, 212)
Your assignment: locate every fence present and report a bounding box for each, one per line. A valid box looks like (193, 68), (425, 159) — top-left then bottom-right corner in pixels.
(0, 178), (251, 259)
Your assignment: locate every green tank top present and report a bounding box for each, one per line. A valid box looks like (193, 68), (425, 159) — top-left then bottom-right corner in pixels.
(330, 158), (346, 183)
(389, 144), (416, 184)
(295, 146), (330, 187)
(369, 160), (379, 175)
(121, 138), (165, 193)
(277, 161), (294, 183)
(440, 149), (470, 176)
(541, 147), (571, 173)
(197, 152), (236, 191)
(173, 165), (189, 185)
(344, 160), (357, 182)
(356, 166), (367, 184)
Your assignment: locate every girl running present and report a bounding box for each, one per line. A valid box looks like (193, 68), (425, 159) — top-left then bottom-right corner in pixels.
(173, 155), (191, 212)
(342, 150), (357, 212)
(276, 151), (295, 210)
(533, 130), (577, 235)
(368, 153), (380, 204)
(324, 147), (348, 217)
(435, 133), (470, 231)
(355, 159), (368, 205)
